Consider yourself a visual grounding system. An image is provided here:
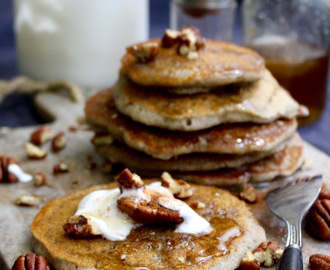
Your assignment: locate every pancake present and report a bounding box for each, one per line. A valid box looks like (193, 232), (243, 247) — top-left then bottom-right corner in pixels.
(95, 139), (285, 172)
(96, 134), (303, 186)
(113, 71), (304, 131)
(121, 39), (265, 88)
(31, 180), (266, 270)
(85, 88), (298, 159)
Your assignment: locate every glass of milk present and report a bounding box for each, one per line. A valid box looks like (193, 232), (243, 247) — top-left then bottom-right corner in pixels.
(13, 0), (149, 90)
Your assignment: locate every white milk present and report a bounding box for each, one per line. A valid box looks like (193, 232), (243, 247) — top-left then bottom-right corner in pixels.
(14, 0), (149, 89)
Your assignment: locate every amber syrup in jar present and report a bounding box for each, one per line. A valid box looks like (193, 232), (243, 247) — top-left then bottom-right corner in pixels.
(250, 40), (329, 125)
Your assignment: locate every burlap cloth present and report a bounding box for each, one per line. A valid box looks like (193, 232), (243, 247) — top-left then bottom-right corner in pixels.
(0, 76), (85, 104)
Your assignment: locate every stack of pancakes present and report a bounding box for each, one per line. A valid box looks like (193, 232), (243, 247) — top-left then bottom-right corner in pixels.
(85, 32), (307, 187)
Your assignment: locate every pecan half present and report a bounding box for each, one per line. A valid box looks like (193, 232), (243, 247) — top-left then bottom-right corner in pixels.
(253, 241), (283, 267)
(12, 253), (50, 270)
(116, 169), (183, 224)
(306, 198), (330, 240)
(0, 156), (20, 183)
(63, 215), (93, 237)
(52, 132), (66, 152)
(127, 41), (159, 63)
(309, 254), (330, 270)
(161, 172), (193, 199)
(30, 126), (54, 146)
(239, 183), (258, 204)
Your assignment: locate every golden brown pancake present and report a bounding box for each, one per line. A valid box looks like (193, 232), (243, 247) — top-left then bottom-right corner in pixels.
(121, 40), (265, 88)
(85, 88), (298, 160)
(31, 181), (266, 270)
(113, 71), (303, 131)
(95, 134), (303, 186)
(95, 140), (285, 172)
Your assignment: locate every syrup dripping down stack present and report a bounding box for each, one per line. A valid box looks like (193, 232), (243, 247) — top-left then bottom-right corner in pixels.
(85, 26), (308, 187)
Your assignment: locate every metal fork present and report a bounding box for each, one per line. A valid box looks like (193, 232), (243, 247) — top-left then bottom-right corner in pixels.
(265, 175), (323, 270)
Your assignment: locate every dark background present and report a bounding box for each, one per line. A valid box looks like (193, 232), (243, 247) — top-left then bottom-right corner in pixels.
(0, 0), (329, 154)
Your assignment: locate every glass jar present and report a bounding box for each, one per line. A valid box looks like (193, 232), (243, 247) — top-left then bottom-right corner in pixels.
(14, 0), (149, 90)
(242, 0), (330, 125)
(170, 0), (237, 41)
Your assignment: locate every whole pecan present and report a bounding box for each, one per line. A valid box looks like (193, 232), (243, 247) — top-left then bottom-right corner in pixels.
(319, 184), (330, 200)
(117, 168), (184, 224)
(12, 253), (50, 270)
(306, 198), (330, 240)
(0, 155), (20, 183)
(309, 254), (330, 270)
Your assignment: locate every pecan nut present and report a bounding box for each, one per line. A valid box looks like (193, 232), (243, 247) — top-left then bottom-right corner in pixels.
(309, 254), (330, 270)
(30, 126), (54, 146)
(0, 156), (20, 183)
(63, 215), (93, 237)
(91, 133), (114, 146)
(161, 26), (205, 59)
(34, 173), (47, 186)
(238, 252), (260, 270)
(239, 183), (258, 204)
(116, 169), (183, 224)
(24, 143), (47, 160)
(12, 253), (50, 270)
(161, 172), (193, 199)
(116, 168), (144, 192)
(252, 241), (283, 267)
(52, 132), (66, 152)
(127, 41), (159, 63)
(53, 163), (69, 174)
(306, 198), (330, 240)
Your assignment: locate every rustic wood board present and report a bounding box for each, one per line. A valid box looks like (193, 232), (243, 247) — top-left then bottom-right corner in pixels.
(0, 93), (329, 269)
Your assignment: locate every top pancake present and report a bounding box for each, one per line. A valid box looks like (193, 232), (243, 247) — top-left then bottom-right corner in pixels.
(31, 181), (266, 270)
(121, 40), (265, 88)
(113, 70), (303, 131)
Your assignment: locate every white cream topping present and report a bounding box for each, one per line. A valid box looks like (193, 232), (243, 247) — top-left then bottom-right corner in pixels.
(158, 196), (212, 235)
(74, 182), (212, 241)
(75, 189), (140, 241)
(8, 164), (33, 183)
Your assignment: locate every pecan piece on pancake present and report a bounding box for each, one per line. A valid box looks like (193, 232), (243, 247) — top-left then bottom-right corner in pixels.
(161, 172), (193, 199)
(0, 155), (20, 183)
(309, 254), (330, 270)
(127, 41), (159, 63)
(319, 184), (330, 200)
(63, 215), (93, 237)
(117, 169), (183, 224)
(252, 241), (283, 267)
(12, 252), (50, 270)
(306, 198), (330, 240)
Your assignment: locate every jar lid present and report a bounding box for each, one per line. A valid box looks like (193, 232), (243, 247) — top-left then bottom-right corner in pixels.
(173, 0), (237, 9)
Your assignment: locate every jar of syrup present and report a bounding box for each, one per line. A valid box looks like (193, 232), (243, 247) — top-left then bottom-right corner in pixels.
(242, 0), (330, 125)
(170, 0), (237, 41)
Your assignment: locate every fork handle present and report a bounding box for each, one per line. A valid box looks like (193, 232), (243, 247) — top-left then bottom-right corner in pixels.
(278, 245), (303, 270)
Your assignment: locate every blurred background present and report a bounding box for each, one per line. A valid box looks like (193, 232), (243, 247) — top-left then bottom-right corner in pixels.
(0, 0), (329, 154)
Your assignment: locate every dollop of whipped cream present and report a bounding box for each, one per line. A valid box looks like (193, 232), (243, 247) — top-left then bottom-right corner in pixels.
(74, 182), (212, 241)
